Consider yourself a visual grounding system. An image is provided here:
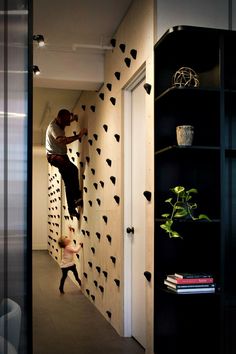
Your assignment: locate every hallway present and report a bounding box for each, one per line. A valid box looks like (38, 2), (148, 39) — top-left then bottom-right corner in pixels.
(33, 251), (145, 354)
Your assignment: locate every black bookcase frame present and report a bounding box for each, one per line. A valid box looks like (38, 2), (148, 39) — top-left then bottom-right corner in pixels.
(154, 25), (236, 354)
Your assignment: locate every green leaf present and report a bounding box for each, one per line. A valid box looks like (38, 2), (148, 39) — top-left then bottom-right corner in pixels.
(170, 231), (181, 238)
(174, 209), (188, 218)
(187, 188), (198, 194)
(161, 213), (170, 218)
(172, 186), (185, 195)
(165, 198), (172, 204)
(160, 224), (171, 232)
(198, 214), (211, 221)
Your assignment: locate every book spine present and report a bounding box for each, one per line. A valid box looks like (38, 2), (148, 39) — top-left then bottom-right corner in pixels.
(175, 273), (212, 279)
(175, 283), (215, 289)
(173, 277), (214, 284)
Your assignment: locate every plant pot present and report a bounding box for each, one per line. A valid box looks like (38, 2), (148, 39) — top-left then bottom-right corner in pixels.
(176, 125), (194, 146)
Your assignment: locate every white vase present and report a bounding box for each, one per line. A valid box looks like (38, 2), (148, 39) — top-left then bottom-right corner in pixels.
(176, 125), (194, 146)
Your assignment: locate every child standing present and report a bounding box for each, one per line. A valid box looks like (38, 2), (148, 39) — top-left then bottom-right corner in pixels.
(58, 232), (83, 294)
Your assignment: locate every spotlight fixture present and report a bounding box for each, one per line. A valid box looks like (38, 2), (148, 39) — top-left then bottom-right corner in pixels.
(33, 65), (40, 75)
(33, 34), (45, 47)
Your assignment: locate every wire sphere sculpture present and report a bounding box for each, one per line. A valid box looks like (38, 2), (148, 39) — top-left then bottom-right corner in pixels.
(172, 67), (199, 88)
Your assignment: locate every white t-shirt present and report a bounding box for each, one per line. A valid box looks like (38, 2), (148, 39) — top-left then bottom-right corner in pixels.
(46, 119), (67, 155)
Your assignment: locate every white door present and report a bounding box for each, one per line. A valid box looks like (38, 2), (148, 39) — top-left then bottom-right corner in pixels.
(124, 73), (146, 348)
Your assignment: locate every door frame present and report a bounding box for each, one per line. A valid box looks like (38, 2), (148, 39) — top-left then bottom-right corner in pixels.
(123, 65), (146, 337)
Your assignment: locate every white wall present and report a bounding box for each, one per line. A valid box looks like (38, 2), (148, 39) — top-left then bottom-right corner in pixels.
(33, 146), (48, 250)
(156, 0), (229, 40)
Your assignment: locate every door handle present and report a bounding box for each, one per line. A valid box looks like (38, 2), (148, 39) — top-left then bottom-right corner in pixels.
(126, 227), (134, 234)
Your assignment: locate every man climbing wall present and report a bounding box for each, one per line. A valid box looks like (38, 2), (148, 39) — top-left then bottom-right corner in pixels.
(46, 109), (87, 219)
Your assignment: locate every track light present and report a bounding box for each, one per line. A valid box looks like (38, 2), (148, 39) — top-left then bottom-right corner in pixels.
(33, 34), (45, 47)
(33, 65), (40, 75)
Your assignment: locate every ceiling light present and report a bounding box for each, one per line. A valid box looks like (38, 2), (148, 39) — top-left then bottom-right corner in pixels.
(33, 34), (45, 47)
(33, 65), (40, 75)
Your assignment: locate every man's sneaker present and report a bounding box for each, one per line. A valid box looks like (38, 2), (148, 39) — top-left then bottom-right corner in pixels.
(69, 210), (80, 219)
(74, 198), (83, 208)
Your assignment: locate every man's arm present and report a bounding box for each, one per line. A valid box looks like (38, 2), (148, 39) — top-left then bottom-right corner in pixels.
(56, 128), (88, 145)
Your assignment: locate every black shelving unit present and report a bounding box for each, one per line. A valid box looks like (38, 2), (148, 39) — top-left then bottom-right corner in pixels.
(154, 25), (236, 354)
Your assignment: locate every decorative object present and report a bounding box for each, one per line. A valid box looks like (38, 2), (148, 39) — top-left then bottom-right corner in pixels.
(176, 125), (194, 146)
(160, 186), (211, 238)
(172, 67), (199, 88)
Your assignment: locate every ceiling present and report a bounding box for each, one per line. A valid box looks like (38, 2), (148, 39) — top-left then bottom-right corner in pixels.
(33, 0), (133, 145)
(33, 0), (133, 91)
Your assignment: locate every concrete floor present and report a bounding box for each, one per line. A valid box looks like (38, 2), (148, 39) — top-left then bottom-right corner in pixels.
(33, 250), (145, 354)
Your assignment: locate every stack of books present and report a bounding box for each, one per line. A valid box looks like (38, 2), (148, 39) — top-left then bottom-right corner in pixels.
(164, 272), (216, 294)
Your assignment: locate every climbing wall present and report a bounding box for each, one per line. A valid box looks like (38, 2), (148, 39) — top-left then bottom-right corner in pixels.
(46, 0), (155, 345)
(47, 164), (62, 263)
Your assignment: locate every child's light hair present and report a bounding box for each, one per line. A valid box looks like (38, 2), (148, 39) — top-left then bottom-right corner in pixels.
(58, 235), (69, 248)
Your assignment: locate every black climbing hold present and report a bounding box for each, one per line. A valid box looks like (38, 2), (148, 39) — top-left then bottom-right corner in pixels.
(114, 71), (120, 80)
(114, 279), (120, 287)
(91, 168), (95, 175)
(124, 57), (131, 67)
(76, 152), (80, 157)
(83, 272), (88, 279)
(103, 271), (108, 278)
(71, 157), (75, 162)
(94, 280), (98, 287)
(90, 105), (96, 112)
(84, 187), (88, 193)
(110, 256), (116, 264)
(93, 183), (98, 190)
(82, 105), (86, 111)
(88, 261), (92, 268)
(88, 200), (92, 207)
(76, 254), (80, 260)
(91, 247), (95, 254)
(93, 133), (98, 140)
(99, 181), (104, 188)
(96, 198), (101, 206)
(88, 139), (93, 145)
(73, 131), (77, 136)
(103, 124), (108, 132)
(86, 230), (90, 236)
(69, 148), (72, 153)
(110, 97), (116, 105)
(144, 271), (152, 282)
(96, 266), (101, 273)
(96, 232), (101, 240)
(114, 195), (120, 205)
(80, 161), (84, 167)
(91, 295), (95, 301)
(82, 174), (86, 180)
(99, 93), (104, 100)
(119, 43), (126, 53)
(103, 215), (108, 224)
(106, 159), (112, 167)
(110, 38), (116, 47)
(106, 310), (112, 318)
(143, 83), (152, 95)
(114, 134), (120, 142)
(99, 285), (104, 293)
(130, 49), (137, 59)
(86, 289), (90, 295)
(106, 83), (112, 91)
(143, 191), (152, 202)
(110, 176), (116, 185)
(85, 156), (90, 163)
(83, 216), (88, 222)
(96, 148), (101, 155)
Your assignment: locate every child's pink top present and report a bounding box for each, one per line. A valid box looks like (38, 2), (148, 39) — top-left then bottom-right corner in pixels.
(60, 243), (81, 268)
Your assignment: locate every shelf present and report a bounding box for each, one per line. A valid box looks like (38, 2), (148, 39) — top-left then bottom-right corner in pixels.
(155, 86), (220, 102)
(225, 149), (236, 157)
(155, 218), (221, 223)
(155, 145), (220, 156)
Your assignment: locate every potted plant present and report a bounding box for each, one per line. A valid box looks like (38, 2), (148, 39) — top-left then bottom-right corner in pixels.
(160, 185), (211, 238)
